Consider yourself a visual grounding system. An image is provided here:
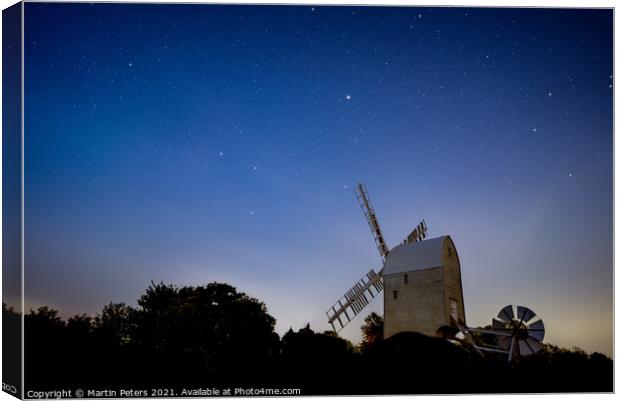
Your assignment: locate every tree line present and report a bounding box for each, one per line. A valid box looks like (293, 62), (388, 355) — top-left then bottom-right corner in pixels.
(3, 282), (612, 394)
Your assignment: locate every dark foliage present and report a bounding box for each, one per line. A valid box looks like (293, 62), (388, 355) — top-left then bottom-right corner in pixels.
(130, 282), (280, 386)
(279, 324), (360, 394)
(510, 345), (614, 392)
(359, 312), (383, 352)
(19, 286), (613, 395)
(23, 282), (280, 390)
(3, 303), (22, 395)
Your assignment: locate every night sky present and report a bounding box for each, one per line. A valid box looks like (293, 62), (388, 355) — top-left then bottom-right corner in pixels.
(22, 4), (612, 355)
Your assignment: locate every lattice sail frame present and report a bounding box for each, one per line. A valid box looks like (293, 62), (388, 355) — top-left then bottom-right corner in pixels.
(354, 183), (390, 261)
(326, 269), (384, 332)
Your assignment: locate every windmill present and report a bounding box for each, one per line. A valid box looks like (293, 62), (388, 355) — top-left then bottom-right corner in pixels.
(326, 182), (466, 338)
(455, 305), (546, 362)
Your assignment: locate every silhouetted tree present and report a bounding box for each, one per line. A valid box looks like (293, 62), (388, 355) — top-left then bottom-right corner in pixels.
(24, 307), (66, 388)
(96, 302), (136, 345)
(360, 312), (383, 352)
(511, 344), (613, 392)
(3, 303), (21, 394)
(280, 324), (359, 394)
(20, 282), (613, 394)
(66, 314), (94, 337)
(130, 281), (280, 385)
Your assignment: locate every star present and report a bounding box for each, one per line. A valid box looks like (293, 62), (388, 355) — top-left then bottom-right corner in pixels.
(345, 94), (351, 100)
(532, 128), (537, 132)
(249, 211), (254, 215)
(219, 151), (224, 156)
(128, 62), (133, 67)
(253, 165), (258, 171)
(548, 92), (552, 96)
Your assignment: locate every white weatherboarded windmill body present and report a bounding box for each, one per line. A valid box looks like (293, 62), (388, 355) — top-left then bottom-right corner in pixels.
(326, 183), (466, 338)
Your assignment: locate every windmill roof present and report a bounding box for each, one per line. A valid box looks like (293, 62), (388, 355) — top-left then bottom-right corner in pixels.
(383, 236), (446, 275)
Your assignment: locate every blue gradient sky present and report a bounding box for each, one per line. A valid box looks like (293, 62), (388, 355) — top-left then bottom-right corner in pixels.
(22, 4), (612, 355)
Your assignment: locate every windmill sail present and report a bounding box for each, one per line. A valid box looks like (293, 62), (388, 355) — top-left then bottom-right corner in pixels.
(406, 219), (428, 244)
(326, 268), (384, 332)
(355, 183), (390, 261)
